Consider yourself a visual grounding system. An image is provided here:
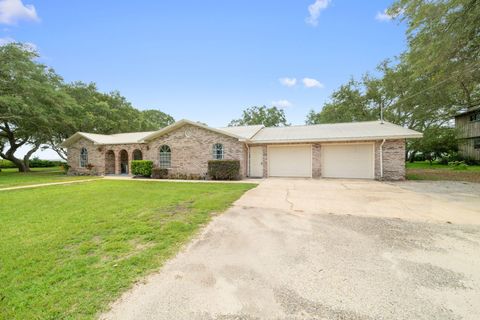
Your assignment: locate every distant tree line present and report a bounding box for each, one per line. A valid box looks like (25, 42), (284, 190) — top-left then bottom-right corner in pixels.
(0, 43), (175, 172)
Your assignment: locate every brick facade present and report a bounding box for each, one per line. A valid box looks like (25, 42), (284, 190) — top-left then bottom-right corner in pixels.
(67, 125), (406, 180)
(67, 124), (247, 178)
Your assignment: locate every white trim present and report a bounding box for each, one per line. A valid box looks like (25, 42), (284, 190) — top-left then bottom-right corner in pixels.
(267, 144), (313, 178)
(249, 135), (422, 144)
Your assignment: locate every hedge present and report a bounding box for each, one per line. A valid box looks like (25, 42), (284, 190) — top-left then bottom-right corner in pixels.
(151, 168), (168, 179)
(0, 160), (16, 168)
(131, 160), (153, 177)
(208, 160), (240, 180)
(0, 158), (65, 168)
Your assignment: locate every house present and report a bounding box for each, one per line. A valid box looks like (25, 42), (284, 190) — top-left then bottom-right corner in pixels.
(455, 106), (480, 161)
(60, 119), (422, 180)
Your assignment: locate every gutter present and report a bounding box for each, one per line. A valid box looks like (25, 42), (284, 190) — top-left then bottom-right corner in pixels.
(379, 139), (386, 179)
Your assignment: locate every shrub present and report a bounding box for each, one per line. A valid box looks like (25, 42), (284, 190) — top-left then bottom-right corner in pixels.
(151, 168), (168, 179)
(131, 160), (153, 177)
(0, 159), (16, 168)
(448, 160), (468, 170)
(208, 160), (240, 180)
(61, 163), (70, 174)
(28, 157), (65, 168)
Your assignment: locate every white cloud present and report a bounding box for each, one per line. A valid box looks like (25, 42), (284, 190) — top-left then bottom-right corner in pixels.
(375, 10), (393, 22)
(305, 0), (330, 27)
(0, 0), (39, 25)
(272, 99), (292, 108)
(302, 77), (324, 88)
(279, 77), (297, 87)
(0, 36), (14, 45)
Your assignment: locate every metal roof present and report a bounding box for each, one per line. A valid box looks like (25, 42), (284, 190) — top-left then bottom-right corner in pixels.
(454, 105), (480, 117)
(249, 121), (422, 143)
(61, 119), (422, 147)
(217, 125), (264, 139)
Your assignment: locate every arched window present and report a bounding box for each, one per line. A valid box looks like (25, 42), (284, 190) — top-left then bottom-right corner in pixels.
(159, 145), (171, 168)
(212, 143), (224, 160)
(79, 147), (88, 168)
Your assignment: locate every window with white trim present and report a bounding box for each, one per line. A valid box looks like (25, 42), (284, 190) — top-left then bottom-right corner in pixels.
(212, 143), (224, 160)
(79, 147), (88, 168)
(159, 145), (171, 168)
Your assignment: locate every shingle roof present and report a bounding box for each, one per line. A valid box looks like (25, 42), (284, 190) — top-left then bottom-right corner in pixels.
(249, 121), (422, 143)
(61, 119), (422, 147)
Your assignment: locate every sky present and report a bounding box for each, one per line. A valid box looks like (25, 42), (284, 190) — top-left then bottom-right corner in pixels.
(1, 0), (407, 159)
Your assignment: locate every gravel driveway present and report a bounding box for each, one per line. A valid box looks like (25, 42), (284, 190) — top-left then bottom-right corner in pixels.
(101, 179), (480, 320)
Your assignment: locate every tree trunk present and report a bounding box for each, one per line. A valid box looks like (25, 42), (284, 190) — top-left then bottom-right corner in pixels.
(23, 143), (40, 172)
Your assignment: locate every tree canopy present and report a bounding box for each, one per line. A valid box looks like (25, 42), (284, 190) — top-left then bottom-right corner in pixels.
(307, 0), (479, 160)
(229, 106), (289, 127)
(0, 43), (174, 170)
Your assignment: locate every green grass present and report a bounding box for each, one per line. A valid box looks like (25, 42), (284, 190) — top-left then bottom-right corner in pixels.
(405, 161), (480, 171)
(0, 180), (255, 319)
(406, 161), (480, 182)
(0, 167), (98, 188)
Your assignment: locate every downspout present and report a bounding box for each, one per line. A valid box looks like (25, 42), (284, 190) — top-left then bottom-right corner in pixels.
(380, 139), (386, 179)
(245, 143), (250, 177)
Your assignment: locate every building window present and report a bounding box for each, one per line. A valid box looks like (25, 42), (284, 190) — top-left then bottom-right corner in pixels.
(212, 143), (224, 160)
(470, 112), (480, 122)
(79, 147), (88, 168)
(159, 145), (171, 168)
(474, 138), (480, 149)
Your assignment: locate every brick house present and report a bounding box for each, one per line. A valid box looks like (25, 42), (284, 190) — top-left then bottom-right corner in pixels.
(61, 119), (422, 180)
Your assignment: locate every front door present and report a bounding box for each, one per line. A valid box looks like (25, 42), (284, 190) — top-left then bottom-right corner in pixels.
(249, 146), (263, 177)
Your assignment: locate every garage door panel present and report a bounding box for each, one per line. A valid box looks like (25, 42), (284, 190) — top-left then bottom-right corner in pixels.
(322, 144), (374, 179)
(268, 146), (312, 177)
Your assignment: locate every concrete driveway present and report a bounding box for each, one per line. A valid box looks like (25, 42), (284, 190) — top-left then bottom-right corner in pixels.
(102, 179), (480, 320)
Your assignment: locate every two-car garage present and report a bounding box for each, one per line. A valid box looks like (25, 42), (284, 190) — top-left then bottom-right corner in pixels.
(266, 143), (375, 179)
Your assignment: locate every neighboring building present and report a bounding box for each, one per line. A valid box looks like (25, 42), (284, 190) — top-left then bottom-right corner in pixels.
(61, 119), (422, 180)
(455, 106), (480, 161)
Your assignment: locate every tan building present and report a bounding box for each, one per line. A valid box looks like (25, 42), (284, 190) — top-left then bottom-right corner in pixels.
(455, 106), (480, 161)
(61, 119), (422, 180)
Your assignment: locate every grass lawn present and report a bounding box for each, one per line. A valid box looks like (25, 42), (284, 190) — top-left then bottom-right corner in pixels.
(0, 180), (255, 319)
(0, 167), (98, 188)
(406, 161), (480, 182)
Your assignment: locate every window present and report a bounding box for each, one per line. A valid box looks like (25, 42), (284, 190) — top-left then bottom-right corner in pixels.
(470, 112), (480, 122)
(79, 147), (88, 168)
(212, 143), (224, 160)
(159, 145), (171, 168)
(474, 138), (480, 150)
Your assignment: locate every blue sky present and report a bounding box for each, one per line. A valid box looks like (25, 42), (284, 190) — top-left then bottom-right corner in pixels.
(1, 0), (406, 159)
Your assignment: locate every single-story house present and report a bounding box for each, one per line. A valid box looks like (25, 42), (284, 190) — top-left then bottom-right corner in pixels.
(61, 119), (422, 180)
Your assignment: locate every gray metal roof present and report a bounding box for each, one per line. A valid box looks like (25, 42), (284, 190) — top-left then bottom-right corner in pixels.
(61, 119), (422, 147)
(249, 121), (422, 143)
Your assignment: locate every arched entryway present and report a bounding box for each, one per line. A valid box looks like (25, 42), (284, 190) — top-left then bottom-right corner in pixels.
(133, 149), (143, 160)
(105, 150), (115, 174)
(119, 149), (129, 174)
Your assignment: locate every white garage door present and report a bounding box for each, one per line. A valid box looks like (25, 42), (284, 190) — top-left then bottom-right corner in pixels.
(322, 144), (374, 179)
(268, 145), (312, 177)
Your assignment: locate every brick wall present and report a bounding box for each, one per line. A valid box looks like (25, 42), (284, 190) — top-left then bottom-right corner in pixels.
(145, 124), (247, 177)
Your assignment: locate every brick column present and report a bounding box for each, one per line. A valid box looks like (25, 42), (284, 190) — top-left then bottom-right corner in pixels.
(115, 150), (121, 175)
(262, 145), (268, 178)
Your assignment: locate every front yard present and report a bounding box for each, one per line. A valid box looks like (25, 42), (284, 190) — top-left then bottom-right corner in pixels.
(406, 161), (480, 183)
(0, 167), (98, 188)
(0, 180), (255, 319)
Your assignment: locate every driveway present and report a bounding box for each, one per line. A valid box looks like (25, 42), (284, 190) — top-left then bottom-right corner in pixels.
(102, 179), (480, 320)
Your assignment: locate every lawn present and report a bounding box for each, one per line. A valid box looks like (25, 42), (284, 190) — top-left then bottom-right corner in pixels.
(406, 161), (480, 182)
(0, 167), (98, 188)
(0, 180), (255, 319)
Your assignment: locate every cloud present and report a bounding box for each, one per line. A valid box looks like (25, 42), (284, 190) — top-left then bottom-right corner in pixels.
(375, 10), (393, 22)
(279, 77), (297, 87)
(272, 99), (292, 108)
(0, 0), (39, 25)
(0, 36), (14, 45)
(302, 78), (324, 88)
(305, 0), (330, 26)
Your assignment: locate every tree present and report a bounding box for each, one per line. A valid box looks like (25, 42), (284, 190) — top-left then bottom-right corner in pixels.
(409, 127), (458, 163)
(229, 106), (288, 127)
(306, 79), (376, 124)
(0, 43), (72, 171)
(390, 0), (480, 109)
(140, 109), (175, 131)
